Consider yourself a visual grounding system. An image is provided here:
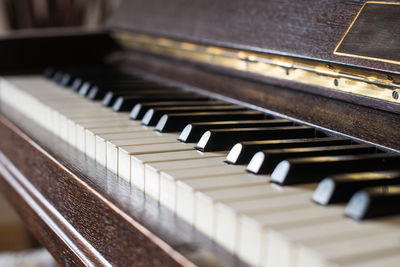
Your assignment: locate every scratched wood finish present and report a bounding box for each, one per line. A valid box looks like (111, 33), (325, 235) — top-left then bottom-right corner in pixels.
(119, 50), (400, 152)
(0, 106), (246, 266)
(107, 0), (400, 74)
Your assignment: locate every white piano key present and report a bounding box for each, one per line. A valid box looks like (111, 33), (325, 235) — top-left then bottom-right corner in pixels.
(168, 165), (253, 224)
(132, 150), (227, 193)
(193, 174), (272, 239)
(116, 142), (194, 182)
(196, 182), (314, 256)
(292, 217), (400, 267)
(95, 132), (168, 167)
(85, 126), (149, 159)
(343, 252), (400, 267)
(103, 132), (179, 169)
(144, 156), (227, 200)
(239, 205), (343, 267)
(75, 120), (141, 152)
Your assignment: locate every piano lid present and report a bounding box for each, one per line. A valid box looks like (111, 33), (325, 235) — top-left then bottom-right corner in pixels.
(106, 0), (400, 75)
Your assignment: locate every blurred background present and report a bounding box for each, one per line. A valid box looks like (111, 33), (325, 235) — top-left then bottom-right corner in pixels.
(0, 0), (120, 34)
(0, 1), (120, 265)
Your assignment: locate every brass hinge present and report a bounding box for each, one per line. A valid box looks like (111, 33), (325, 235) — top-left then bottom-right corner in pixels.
(112, 30), (400, 104)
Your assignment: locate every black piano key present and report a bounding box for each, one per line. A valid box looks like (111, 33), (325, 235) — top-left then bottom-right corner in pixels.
(43, 67), (55, 78)
(71, 78), (84, 91)
(79, 81), (161, 97)
(271, 153), (400, 185)
(247, 144), (376, 175)
(226, 137), (352, 165)
(178, 119), (292, 143)
(112, 94), (207, 112)
(141, 105), (247, 126)
(345, 185), (400, 220)
(155, 111), (265, 133)
(59, 73), (73, 87)
(73, 77), (138, 92)
(196, 126), (315, 152)
(87, 86), (107, 100)
(102, 87), (182, 107)
(88, 83), (173, 101)
(52, 71), (64, 83)
(130, 100), (227, 120)
(76, 77), (152, 94)
(312, 171), (400, 205)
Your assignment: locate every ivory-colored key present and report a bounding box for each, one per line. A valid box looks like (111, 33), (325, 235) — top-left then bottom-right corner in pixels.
(161, 170), (251, 212)
(212, 191), (312, 256)
(343, 252), (400, 267)
(75, 120), (141, 152)
(195, 182), (313, 255)
(95, 131), (169, 167)
(171, 165), (246, 223)
(108, 136), (178, 171)
(104, 132), (179, 170)
(192, 174), (273, 238)
(291, 217), (400, 267)
(85, 125), (149, 159)
(297, 231), (400, 267)
(144, 156), (227, 200)
(237, 204), (342, 267)
(132, 150), (227, 192)
(234, 188), (317, 265)
(116, 142), (194, 182)
(60, 114), (128, 142)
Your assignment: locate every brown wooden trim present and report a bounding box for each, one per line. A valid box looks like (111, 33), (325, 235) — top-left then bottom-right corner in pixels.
(0, 158), (90, 266)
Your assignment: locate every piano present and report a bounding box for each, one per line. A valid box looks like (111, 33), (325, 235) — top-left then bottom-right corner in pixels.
(0, 0), (400, 266)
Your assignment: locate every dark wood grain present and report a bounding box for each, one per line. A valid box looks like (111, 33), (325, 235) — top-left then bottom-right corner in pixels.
(336, 2), (400, 62)
(118, 50), (400, 152)
(0, 158), (87, 266)
(0, 28), (117, 74)
(107, 0), (400, 74)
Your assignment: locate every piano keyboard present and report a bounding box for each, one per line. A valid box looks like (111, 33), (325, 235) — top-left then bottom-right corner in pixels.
(1, 67), (400, 267)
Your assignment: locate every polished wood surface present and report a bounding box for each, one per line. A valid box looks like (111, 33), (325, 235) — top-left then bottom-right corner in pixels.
(0, 29), (117, 74)
(0, 107), (243, 266)
(107, 0), (400, 74)
(335, 2), (400, 64)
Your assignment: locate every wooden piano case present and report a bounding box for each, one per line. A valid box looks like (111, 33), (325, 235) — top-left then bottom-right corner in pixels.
(0, 0), (400, 266)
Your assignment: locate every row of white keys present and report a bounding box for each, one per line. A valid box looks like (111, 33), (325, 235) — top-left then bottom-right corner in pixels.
(152, 149), (400, 267)
(105, 134), (180, 174)
(98, 131), (178, 167)
(9, 76), (397, 267)
(117, 142), (195, 183)
(1, 77), (162, 170)
(294, 217), (400, 267)
(254, 191), (400, 267)
(75, 119), (141, 153)
(145, 156), (227, 200)
(131, 150), (227, 193)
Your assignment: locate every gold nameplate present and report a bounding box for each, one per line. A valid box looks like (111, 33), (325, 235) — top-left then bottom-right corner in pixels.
(334, 1), (400, 65)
